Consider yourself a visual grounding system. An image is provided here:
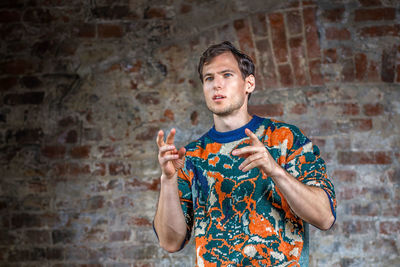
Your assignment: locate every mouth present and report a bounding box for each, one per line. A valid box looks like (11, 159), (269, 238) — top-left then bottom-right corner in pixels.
(212, 95), (226, 101)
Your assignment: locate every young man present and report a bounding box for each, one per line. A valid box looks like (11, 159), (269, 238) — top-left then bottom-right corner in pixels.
(154, 41), (336, 266)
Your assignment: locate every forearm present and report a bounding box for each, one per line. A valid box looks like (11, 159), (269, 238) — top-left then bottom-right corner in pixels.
(272, 167), (335, 230)
(154, 174), (187, 252)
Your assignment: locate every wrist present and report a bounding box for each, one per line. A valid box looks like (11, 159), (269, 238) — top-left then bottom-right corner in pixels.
(270, 165), (287, 180)
(161, 172), (178, 184)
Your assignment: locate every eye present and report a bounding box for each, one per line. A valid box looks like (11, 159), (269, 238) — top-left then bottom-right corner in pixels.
(223, 73), (232, 78)
(204, 76), (213, 82)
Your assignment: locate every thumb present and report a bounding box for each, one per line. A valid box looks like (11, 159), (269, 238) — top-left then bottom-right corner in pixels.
(178, 147), (186, 159)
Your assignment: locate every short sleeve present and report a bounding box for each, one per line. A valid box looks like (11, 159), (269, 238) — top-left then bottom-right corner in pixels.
(285, 134), (337, 224)
(176, 158), (194, 249)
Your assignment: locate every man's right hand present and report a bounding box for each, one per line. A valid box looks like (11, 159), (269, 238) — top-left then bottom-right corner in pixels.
(156, 128), (186, 179)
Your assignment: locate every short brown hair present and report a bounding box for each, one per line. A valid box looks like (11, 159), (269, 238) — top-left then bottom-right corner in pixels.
(197, 41), (255, 83)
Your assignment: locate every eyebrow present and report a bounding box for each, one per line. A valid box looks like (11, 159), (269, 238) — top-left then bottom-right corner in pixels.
(203, 69), (236, 78)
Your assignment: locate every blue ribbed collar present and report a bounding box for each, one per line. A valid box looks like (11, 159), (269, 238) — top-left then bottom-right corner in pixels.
(206, 115), (264, 143)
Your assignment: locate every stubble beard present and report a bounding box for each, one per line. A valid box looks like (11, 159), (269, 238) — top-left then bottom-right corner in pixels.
(206, 97), (246, 117)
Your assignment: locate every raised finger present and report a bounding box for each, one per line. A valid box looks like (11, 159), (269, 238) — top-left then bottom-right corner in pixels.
(160, 154), (179, 163)
(239, 153), (264, 170)
(159, 145), (176, 154)
(156, 130), (165, 148)
(245, 128), (262, 145)
(232, 146), (263, 157)
(166, 128), (176, 145)
(241, 158), (263, 172)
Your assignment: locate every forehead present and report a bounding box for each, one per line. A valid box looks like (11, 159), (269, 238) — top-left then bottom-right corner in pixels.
(202, 52), (240, 74)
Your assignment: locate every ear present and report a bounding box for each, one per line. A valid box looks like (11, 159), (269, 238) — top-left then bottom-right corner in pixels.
(245, 74), (255, 94)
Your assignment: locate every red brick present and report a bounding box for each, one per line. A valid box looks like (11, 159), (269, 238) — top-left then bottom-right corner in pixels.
(342, 103), (360, 115)
(397, 64), (400, 83)
(110, 231), (131, 242)
(99, 145), (121, 158)
(350, 203), (379, 216)
(125, 178), (160, 192)
(326, 27), (351, 40)
(163, 109), (174, 121)
(15, 128), (43, 145)
(363, 103), (384, 116)
(250, 13), (268, 37)
(69, 163), (90, 176)
(339, 187), (362, 200)
(359, 25), (400, 37)
(144, 7), (167, 19)
(11, 213), (43, 229)
(180, 4), (192, 14)
(70, 145), (91, 159)
(342, 220), (376, 236)
(0, 59), (33, 75)
(278, 64), (294, 87)
(20, 76), (42, 89)
(23, 8), (53, 24)
(4, 92), (45, 105)
(366, 60), (380, 82)
(333, 169), (357, 182)
(338, 151), (392, 165)
(303, 7), (321, 59)
(0, 10), (20, 23)
(350, 118), (373, 131)
(191, 110), (198, 125)
(0, 76), (18, 91)
(24, 230), (51, 244)
(342, 58), (355, 82)
(355, 8), (396, 21)
(58, 116), (76, 127)
(42, 146), (66, 159)
(65, 130), (78, 143)
(136, 126), (158, 141)
(286, 10), (303, 36)
(248, 104), (284, 117)
(98, 24), (124, 38)
(309, 59), (324, 85)
(75, 23), (96, 38)
(321, 8), (345, 22)
(234, 19), (256, 62)
(86, 195), (105, 210)
(113, 196), (134, 209)
(355, 53), (368, 81)
(381, 46), (396, 83)
(323, 48), (337, 63)
(91, 5), (133, 20)
(290, 103), (307, 115)
(130, 217), (151, 227)
(52, 162), (90, 177)
(93, 163), (106, 176)
(109, 162), (131, 176)
(380, 221), (400, 235)
(289, 37), (308, 86)
(136, 92), (160, 105)
(255, 39), (278, 88)
(359, 0), (382, 6)
(216, 24), (236, 47)
(269, 13), (288, 63)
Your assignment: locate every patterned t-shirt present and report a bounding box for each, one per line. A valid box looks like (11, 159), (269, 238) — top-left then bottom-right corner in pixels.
(177, 116), (336, 266)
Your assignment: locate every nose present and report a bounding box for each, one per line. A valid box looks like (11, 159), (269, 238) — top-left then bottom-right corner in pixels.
(213, 75), (223, 90)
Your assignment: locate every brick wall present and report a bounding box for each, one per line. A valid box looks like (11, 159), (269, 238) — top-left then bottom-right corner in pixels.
(0, 0), (399, 266)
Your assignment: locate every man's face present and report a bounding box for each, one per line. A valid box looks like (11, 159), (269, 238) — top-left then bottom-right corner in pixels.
(202, 52), (254, 117)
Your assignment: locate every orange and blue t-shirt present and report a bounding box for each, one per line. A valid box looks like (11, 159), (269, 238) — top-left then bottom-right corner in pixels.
(175, 116), (336, 266)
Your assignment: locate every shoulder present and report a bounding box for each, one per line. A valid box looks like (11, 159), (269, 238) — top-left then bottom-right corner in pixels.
(260, 118), (311, 150)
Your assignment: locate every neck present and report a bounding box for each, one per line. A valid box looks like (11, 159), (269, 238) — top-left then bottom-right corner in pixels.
(213, 110), (253, 132)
